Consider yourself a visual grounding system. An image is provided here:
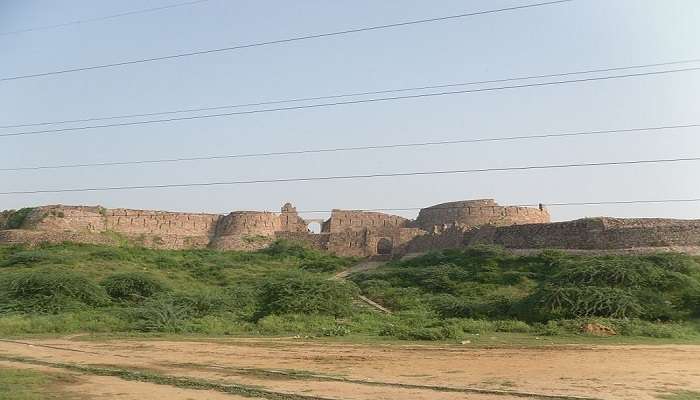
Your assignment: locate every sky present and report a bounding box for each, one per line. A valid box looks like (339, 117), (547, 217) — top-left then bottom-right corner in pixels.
(1, 0), (699, 222)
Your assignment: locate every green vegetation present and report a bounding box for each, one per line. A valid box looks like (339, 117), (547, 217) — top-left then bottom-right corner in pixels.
(0, 367), (73, 400)
(0, 242), (698, 342)
(659, 391), (700, 400)
(0, 208), (35, 230)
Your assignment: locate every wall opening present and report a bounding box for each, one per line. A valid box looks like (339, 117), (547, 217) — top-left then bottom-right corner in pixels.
(307, 221), (321, 234)
(376, 238), (393, 255)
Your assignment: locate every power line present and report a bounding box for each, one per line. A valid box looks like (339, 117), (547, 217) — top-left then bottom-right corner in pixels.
(3, 66), (699, 139)
(17, 197), (700, 219)
(2, 122), (698, 172)
(0, 0), (572, 82)
(3, 57), (699, 130)
(2, 156), (699, 195)
(0, 0), (209, 36)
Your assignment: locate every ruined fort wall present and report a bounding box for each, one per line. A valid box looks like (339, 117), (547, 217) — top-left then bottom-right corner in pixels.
(21, 205), (221, 238)
(275, 232), (330, 251)
(326, 210), (408, 233)
(399, 227), (465, 254)
(209, 211), (281, 250)
(279, 203), (308, 233)
(414, 199), (549, 231)
(5, 203), (700, 256)
(462, 218), (700, 250)
(327, 229), (370, 257)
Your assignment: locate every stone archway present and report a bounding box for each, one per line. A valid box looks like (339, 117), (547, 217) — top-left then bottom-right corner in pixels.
(376, 238), (393, 255)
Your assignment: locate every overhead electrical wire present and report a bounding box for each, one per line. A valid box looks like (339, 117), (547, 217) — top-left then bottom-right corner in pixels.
(0, 0), (572, 82)
(1, 122), (698, 172)
(1, 155), (699, 195)
(2, 66), (699, 139)
(0, 0), (209, 36)
(2, 57), (699, 130)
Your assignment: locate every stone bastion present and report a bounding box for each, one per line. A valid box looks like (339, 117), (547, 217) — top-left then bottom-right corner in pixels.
(2, 199), (699, 256)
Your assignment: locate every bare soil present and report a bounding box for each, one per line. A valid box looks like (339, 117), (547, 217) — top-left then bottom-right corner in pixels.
(0, 338), (698, 400)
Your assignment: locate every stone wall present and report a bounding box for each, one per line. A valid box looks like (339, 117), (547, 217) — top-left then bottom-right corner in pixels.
(279, 203), (308, 233)
(275, 231), (330, 251)
(325, 210), (409, 233)
(20, 205), (220, 238)
(414, 199), (549, 231)
(4, 200), (700, 257)
(209, 211), (280, 251)
(462, 217), (700, 250)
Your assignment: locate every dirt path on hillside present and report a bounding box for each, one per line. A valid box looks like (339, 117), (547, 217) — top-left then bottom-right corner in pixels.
(0, 338), (699, 400)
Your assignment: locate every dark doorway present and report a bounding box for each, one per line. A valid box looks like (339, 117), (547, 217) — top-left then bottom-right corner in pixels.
(376, 238), (393, 255)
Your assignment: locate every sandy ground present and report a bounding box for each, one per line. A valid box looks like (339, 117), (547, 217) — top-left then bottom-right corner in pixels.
(0, 338), (698, 400)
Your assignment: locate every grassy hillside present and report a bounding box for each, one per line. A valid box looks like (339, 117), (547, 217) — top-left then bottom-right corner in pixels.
(0, 242), (699, 342)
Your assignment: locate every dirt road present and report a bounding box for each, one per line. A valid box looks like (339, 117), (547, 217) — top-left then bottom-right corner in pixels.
(0, 338), (698, 400)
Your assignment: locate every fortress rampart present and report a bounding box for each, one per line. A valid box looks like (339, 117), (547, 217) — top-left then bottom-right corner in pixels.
(414, 199), (550, 231)
(325, 210), (409, 233)
(2, 199), (700, 255)
(462, 217), (700, 250)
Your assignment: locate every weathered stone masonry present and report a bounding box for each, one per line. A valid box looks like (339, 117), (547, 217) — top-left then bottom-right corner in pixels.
(2, 199), (700, 255)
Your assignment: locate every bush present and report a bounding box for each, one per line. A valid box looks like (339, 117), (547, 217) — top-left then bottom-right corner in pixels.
(534, 320), (564, 336)
(299, 258), (348, 273)
(257, 272), (356, 317)
(255, 314), (340, 336)
(259, 240), (316, 259)
(4, 208), (34, 229)
(0, 250), (52, 267)
(89, 248), (131, 261)
(168, 285), (258, 320)
(0, 269), (109, 314)
(526, 285), (643, 320)
(393, 323), (465, 341)
(129, 296), (191, 332)
(101, 272), (166, 302)
(455, 318), (495, 333)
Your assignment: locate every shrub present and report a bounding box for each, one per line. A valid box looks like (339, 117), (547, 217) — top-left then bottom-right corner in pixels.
(299, 258), (347, 273)
(101, 272), (166, 302)
(394, 323), (465, 341)
(259, 240), (316, 259)
(168, 285), (258, 320)
(89, 248), (130, 261)
(535, 320), (564, 336)
(257, 272), (356, 317)
(431, 294), (475, 318)
(0, 269), (109, 314)
(455, 318), (495, 333)
(129, 296), (191, 332)
(0, 250), (51, 267)
(4, 208), (34, 229)
(527, 285), (643, 320)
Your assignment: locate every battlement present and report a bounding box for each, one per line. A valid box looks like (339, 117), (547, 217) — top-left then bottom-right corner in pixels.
(2, 200), (698, 256)
(414, 199), (549, 231)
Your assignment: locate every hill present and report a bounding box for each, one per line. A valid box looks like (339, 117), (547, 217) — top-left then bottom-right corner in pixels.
(0, 241), (699, 341)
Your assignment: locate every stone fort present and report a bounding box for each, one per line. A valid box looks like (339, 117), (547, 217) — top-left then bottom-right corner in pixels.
(2, 199), (700, 256)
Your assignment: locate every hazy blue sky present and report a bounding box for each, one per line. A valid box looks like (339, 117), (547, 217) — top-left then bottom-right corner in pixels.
(1, 0), (699, 222)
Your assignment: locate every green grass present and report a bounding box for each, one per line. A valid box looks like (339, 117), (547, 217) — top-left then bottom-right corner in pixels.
(0, 368), (74, 400)
(659, 391), (700, 400)
(0, 242), (699, 342)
